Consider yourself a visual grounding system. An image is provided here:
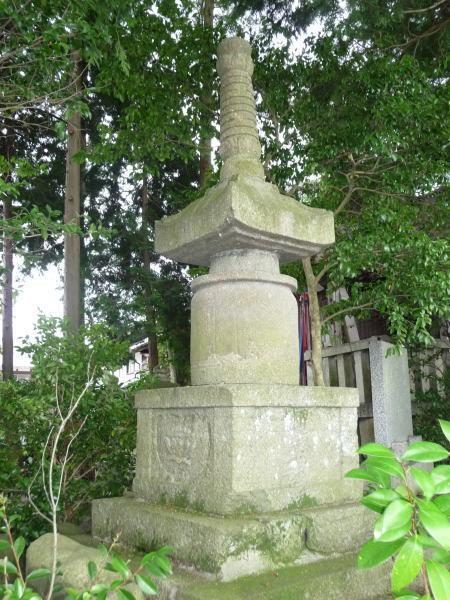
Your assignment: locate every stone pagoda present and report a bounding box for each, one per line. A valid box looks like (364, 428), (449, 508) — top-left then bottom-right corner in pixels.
(92, 37), (390, 598)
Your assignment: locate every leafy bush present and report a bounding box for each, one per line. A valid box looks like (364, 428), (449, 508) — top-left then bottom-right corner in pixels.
(346, 420), (450, 599)
(0, 317), (137, 541)
(414, 366), (450, 449)
(1, 496), (172, 600)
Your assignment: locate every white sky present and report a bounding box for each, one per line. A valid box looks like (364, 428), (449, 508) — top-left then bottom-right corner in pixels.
(6, 263), (63, 367)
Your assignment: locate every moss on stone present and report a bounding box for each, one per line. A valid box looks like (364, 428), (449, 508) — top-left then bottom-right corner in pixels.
(179, 553), (391, 600)
(231, 502), (259, 516)
(156, 491), (205, 514)
(226, 516), (304, 566)
(287, 494), (318, 510)
(292, 407), (309, 427)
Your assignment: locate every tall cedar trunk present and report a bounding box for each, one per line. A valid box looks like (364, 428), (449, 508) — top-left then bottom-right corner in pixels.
(199, 0), (214, 188)
(64, 50), (82, 332)
(142, 176), (158, 370)
(2, 132), (13, 380)
(302, 256), (324, 386)
(78, 113), (87, 327)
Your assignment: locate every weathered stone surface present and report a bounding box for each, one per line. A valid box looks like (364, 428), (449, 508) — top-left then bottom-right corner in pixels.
(369, 337), (414, 447)
(191, 249), (299, 385)
(132, 385), (361, 515)
(92, 498), (308, 581)
(303, 503), (377, 554)
(155, 175), (334, 266)
(216, 37), (264, 181)
(26, 533), (142, 599)
(161, 553), (391, 600)
(92, 499), (382, 584)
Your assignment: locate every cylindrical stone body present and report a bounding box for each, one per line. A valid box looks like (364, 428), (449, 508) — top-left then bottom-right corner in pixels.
(190, 249), (299, 385)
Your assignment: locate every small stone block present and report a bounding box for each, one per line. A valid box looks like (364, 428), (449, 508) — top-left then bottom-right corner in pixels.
(303, 502), (377, 554)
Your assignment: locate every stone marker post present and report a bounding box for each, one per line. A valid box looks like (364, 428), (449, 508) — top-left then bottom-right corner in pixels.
(369, 337), (419, 454)
(92, 37), (376, 584)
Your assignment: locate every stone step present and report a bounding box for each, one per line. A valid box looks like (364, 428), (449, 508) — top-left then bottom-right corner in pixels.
(60, 528), (392, 600)
(159, 553), (392, 600)
(92, 497), (376, 582)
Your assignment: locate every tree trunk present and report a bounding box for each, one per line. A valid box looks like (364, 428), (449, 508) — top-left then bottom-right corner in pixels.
(302, 256), (324, 386)
(2, 191), (13, 381)
(199, 0), (214, 189)
(1, 130), (13, 380)
(78, 113), (87, 328)
(141, 175), (158, 370)
(64, 50), (82, 332)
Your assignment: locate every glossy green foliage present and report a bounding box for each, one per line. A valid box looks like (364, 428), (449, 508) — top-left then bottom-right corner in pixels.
(346, 420), (450, 598)
(413, 366), (450, 449)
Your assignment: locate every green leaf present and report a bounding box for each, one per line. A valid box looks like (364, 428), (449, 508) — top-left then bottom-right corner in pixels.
(117, 590), (136, 600)
(438, 420), (450, 443)
(402, 442), (449, 463)
(154, 554), (172, 575)
(0, 539), (10, 551)
(3, 559), (18, 574)
(395, 485), (410, 499)
(105, 556), (131, 579)
(26, 568), (51, 581)
(374, 499), (413, 542)
(13, 536), (26, 559)
(143, 561), (165, 578)
(426, 559), (450, 600)
(410, 467), (435, 499)
(368, 457), (405, 479)
(431, 465), (450, 495)
(88, 560), (98, 580)
(90, 583), (109, 594)
(357, 538), (404, 569)
(432, 548), (450, 564)
(434, 495), (450, 517)
(345, 466), (390, 487)
(418, 500), (450, 550)
(358, 443), (396, 459)
(391, 536), (423, 592)
(361, 488), (400, 513)
(417, 534), (443, 549)
(135, 574), (158, 595)
(13, 578), (25, 597)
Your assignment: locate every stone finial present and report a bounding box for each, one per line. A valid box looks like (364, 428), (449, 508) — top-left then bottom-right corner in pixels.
(217, 37), (265, 181)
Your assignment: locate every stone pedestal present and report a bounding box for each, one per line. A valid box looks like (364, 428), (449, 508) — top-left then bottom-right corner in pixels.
(132, 385), (361, 513)
(92, 384), (367, 581)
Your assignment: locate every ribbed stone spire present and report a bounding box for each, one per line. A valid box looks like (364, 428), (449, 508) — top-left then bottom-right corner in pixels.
(217, 37), (265, 180)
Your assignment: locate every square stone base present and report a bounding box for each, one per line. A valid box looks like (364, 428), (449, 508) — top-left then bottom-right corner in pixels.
(92, 497), (376, 581)
(133, 384), (362, 515)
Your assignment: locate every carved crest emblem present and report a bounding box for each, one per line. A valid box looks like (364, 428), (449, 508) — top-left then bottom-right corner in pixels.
(155, 411), (211, 483)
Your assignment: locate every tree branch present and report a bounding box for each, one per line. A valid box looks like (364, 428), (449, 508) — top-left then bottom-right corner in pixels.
(404, 0), (447, 14)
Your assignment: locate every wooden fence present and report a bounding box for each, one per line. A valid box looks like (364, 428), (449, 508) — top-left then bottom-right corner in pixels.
(304, 336), (450, 422)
